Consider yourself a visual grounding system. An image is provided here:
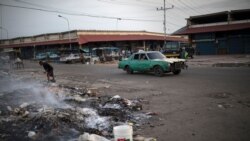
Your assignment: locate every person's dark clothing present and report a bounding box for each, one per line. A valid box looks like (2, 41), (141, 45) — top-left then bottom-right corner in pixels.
(42, 62), (54, 77)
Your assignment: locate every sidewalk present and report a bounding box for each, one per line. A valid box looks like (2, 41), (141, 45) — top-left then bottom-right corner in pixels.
(187, 54), (250, 67)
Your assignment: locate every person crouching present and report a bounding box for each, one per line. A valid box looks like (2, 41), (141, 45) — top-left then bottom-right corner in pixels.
(39, 61), (56, 82)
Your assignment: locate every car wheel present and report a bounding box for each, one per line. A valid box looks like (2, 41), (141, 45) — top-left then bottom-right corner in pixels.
(173, 69), (181, 75)
(154, 65), (163, 77)
(126, 66), (133, 74)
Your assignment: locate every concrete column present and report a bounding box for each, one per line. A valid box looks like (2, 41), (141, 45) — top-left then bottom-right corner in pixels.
(143, 40), (146, 50)
(33, 45), (36, 59)
(228, 12), (232, 24)
(187, 19), (192, 26)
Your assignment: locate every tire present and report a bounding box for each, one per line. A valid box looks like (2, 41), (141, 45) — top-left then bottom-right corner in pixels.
(154, 65), (164, 77)
(173, 69), (181, 75)
(125, 66), (133, 74)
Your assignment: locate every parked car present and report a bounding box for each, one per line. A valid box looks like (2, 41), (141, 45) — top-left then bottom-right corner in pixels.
(49, 53), (60, 59)
(118, 51), (186, 76)
(59, 53), (80, 63)
(84, 55), (100, 64)
(35, 53), (47, 60)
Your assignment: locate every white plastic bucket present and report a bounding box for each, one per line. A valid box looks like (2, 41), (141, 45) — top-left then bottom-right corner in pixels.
(113, 125), (133, 141)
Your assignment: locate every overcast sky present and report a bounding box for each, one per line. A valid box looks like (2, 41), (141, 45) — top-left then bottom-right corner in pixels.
(0, 0), (249, 39)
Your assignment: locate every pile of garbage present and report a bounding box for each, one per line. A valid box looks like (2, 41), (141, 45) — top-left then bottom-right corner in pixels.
(0, 75), (151, 141)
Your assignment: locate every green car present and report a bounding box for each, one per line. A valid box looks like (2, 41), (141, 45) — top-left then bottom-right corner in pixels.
(118, 51), (186, 76)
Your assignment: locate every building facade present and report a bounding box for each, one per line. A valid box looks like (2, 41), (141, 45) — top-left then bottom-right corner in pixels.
(0, 30), (187, 59)
(174, 9), (250, 55)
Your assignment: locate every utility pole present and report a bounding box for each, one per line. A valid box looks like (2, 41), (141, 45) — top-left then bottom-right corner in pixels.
(116, 18), (121, 30)
(157, 0), (174, 48)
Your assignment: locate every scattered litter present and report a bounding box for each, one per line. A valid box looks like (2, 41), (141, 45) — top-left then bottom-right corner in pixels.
(217, 103), (233, 109)
(0, 77), (152, 140)
(22, 111), (29, 117)
(87, 89), (92, 94)
(28, 131), (36, 139)
(86, 88), (100, 97)
(50, 83), (58, 87)
(7, 106), (12, 111)
(76, 108), (110, 131)
(20, 102), (29, 109)
(37, 106), (54, 113)
(144, 138), (157, 141)
(113, 125), (133, 141)
(111, 95), (121, 100)
(134, 135), (145, 141)
(139, 99), (149, 104)
(78, 132), (110, 141)
(217, 104), (223, 108)
(145, 112), (158, 116)
(70, 95), (86, 102)
(104, 85), (111, 89)
(103, 103), (122, 109)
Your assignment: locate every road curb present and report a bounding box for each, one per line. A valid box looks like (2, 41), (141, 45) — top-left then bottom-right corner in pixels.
(212, 63), (250, 67)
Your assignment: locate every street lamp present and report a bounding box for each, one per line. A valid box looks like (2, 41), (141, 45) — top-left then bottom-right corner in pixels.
(0, 26), (9, 39)
(58, 15), (72, 50)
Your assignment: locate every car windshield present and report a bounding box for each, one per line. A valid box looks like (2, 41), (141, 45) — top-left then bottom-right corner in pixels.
(147, 52), (166, 59)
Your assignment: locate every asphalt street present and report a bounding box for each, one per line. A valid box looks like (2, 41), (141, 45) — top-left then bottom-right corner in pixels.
(3, 61), (250, 141)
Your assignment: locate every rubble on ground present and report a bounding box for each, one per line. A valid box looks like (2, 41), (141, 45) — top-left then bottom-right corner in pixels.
(0, 75), (152, 141)
(78, 132), (110, 141)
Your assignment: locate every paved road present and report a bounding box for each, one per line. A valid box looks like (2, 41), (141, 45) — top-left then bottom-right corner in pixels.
(6, 62), (250, 141)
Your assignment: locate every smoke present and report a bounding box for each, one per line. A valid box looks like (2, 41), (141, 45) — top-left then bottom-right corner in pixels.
(0, 72), (67, 108)
(77, 107), (110, 131)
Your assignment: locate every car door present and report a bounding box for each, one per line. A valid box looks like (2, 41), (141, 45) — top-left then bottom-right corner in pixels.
(138, 53), (151, 71)
(130, 54), (140, 71)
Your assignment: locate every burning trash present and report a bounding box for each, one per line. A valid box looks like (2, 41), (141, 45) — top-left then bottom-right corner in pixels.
(0, 73), (151, 141)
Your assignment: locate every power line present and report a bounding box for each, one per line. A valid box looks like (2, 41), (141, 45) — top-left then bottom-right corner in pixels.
(164, 0), (191, 18)
(97, 0), (187, 27)
(134, 0), (162, 5)
(14, 0), (56, 10)
(13, 0), (184, 26)
(0, 3), (162, 22)
(176, 0), (203, 15)
(97, 0), (158, 15)
(97, 0), (159, 7)
(12, 0), (162, 20)
(183, 0), (212, 14)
